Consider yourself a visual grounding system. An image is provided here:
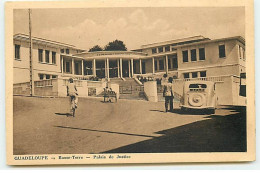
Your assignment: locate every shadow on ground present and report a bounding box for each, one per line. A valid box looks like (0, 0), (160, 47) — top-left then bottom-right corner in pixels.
(150, 108), (215, 115)
(104, 106), (246, 153)
(55, 113), (72, 117)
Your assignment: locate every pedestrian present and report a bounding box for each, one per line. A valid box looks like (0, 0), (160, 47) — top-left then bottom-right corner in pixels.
(163, 77), (174, 112)
(161, 73), (168, 86)
(67, 78), (78, 115)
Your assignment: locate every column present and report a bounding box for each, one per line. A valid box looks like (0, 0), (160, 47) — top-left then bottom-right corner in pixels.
(165, 55), (169, 74)
(128, 60), (131, 77)
(106, 58), (110, 79)
(152, 57), (155, 74)
(72, 58), (75, 75)
(139, 59), (142, 74)
(61, 55), (64, 75)
(93, 59), (96, 77)
(131, 59), (134, 77)
(120, 58), (123, 78)
(117, 59), (120, 78)
(81, 59), (84, 76)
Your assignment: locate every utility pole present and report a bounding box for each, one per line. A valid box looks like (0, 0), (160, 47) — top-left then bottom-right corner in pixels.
(28, 9), (34, 96)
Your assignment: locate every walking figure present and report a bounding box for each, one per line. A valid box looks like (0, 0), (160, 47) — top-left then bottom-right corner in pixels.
(163, 77), (174, 112)
(67, 78), (78, 117)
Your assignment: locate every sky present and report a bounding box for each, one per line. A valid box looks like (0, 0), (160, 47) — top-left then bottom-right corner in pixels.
(14, 7), (245, 51)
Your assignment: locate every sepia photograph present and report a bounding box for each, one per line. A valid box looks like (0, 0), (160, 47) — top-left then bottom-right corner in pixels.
(5, 0), (255, 165)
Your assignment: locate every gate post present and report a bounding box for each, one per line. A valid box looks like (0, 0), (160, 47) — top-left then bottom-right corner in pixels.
(144, 81), (158, 102)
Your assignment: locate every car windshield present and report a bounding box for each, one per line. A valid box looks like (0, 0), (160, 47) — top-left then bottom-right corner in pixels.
(189, 84), (207, 88)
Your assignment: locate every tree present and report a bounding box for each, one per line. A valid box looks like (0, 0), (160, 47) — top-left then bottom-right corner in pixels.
(88, 45), (103, 52)
(104, 40), (127, 51)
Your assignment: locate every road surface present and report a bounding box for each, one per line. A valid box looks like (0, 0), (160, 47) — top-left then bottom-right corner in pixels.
(13, 96), (246, 154)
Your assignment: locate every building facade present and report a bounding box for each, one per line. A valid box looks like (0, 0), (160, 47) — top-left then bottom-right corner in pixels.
(13, 34), (245, 84)
(134, 35), (246, 79)
(13, 34), (85, 84)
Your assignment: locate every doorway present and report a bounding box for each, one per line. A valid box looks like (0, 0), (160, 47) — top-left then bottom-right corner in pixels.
(122, 60), (129, 77)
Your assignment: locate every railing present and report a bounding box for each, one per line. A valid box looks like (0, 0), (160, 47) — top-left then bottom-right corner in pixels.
(35, 79), (53, 87)
(87, 81), (103, 87)
(62, 79), (83, 87)
(119, 85), (144, 94)
(173, 76), (226, 83)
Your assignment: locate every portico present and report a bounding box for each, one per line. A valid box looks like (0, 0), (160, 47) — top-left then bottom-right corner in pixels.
(62, 51), (148, 79)
(61, 50), (179, 80)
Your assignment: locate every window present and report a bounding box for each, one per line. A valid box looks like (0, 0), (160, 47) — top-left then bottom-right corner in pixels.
(52, 75), (57, 79)
(200, 71), (206, 77)
(46, 75), (50, 79)
(165, 46), (170, 52)
(154, 60), (158, 71)
(219, 45), (226, 58)
(152, 48), (157, 54)
(182, 50), (188, 62)
(192, 72), (198, 78)
(184, 73), (189, 79)
(66, 49), (70, 54)
(65, 61), (71, 73)
(191, 49), (197, 61)
(61, 49), (64, 53)
(38, 49), (43, 62)
(52, 51), (56, 64)
(172, 47), (177, 51)
(45, 50), (50, 63)
(39, 74), (44, 80)
(199, 48), (205, 60)
(159, 59), (164, 70)
(172, 54), (178, 69)
(158, 47), (163, 53)
(15, 44), (20, 60)
(168, 57), (172, 69)
(168, 54), (178, 70)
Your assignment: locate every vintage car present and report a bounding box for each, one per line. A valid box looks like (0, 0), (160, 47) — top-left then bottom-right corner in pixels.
(180, 81), (217, 114)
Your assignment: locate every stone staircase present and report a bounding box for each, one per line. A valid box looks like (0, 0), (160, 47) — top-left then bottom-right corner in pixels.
(109, 78), (139, 86)
(110, 78), (146, 100)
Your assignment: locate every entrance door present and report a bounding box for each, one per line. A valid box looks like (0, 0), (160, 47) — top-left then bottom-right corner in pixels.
(96, 60), (105, 78)
(109, 60), (118, 78)
(122, 60), (129, 77)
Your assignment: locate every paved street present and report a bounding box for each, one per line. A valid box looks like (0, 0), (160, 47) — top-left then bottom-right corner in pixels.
(13, 96), (246, 155)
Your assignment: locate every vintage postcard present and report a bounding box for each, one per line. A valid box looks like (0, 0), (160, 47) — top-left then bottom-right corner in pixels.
(5, 0), (255, 165)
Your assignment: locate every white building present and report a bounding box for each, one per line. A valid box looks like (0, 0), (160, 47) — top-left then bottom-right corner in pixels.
(13, 34), (246, 105)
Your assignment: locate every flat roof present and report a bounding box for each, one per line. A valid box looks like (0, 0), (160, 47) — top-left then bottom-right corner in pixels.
(173, 36), (245, 48)
(74, 50), (147, 56)
(132, 35), (245, 51)
(140, 35), (210, 49)
(14, 33), (86, 51)
(72, 51), (147, 60)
